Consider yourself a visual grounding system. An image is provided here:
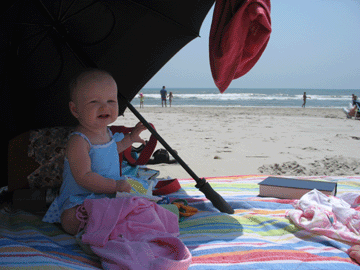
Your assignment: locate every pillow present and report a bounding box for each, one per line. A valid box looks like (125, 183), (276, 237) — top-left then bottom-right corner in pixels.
(27, 127), (74, 189)
(7, 127), (74, 214)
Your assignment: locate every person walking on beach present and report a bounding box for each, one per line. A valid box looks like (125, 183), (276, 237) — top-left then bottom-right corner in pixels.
(352, 94), (358, 106)
(168, 92), (173, 107)
(160, 86), (167, 107)
(302, 92), (310, 108)
(139, 93), (144, 108)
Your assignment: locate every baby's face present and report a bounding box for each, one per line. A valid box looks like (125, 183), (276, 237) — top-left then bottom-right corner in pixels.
(70, 77), (119, 130)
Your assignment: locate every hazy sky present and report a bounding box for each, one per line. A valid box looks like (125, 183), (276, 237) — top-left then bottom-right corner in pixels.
(144, 0), (360, 90)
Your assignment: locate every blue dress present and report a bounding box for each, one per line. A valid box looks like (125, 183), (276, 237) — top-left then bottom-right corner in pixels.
(43, 130), (125, 223)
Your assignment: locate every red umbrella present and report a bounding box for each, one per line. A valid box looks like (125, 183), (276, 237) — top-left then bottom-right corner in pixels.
(210, 0), (272, 92)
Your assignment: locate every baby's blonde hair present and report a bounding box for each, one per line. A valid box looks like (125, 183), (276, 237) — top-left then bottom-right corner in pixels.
(69, 69), (114, 102)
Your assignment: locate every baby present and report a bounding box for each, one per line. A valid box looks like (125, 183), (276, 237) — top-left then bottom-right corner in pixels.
(43, 69), (146, 235)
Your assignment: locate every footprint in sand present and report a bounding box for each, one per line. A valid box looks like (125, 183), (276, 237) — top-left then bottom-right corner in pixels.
(302, 147), (318, 151)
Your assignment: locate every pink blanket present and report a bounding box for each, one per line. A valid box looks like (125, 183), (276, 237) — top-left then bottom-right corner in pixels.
(286, 189), (360, 244)
(81, 197), (191, 270)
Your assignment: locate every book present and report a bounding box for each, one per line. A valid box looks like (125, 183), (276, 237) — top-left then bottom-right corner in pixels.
(136, 167), (160, 180)
(116, 177), (162, 202)
(258, 177), (337, 199)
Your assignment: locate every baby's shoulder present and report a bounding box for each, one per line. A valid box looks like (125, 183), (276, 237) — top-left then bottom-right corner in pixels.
(66, 133), (91, 155)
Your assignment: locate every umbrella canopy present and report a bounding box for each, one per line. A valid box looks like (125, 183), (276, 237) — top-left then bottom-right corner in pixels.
(1, 0), (234, 213)
(1, 0), (215, 139)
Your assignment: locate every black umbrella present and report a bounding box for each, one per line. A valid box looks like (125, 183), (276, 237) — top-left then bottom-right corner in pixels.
(1, 0), (234, 214)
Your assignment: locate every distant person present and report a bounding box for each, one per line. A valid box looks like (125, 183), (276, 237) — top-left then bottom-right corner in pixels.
(160, 86), (167, 107)
(352, 94), (358, 106)
(139, 93), (144, 108)
(302, 92), (310, 108)
(168, 92), (173, 107)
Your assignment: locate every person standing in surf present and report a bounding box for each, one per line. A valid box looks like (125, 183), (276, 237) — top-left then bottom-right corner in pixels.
(168, 92), (173, 107)
(160, 86), (167, 107)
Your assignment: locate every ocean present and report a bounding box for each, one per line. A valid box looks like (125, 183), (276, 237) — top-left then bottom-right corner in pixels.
(130, 88), (357, 108)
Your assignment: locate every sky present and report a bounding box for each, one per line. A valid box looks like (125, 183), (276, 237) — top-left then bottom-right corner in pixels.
(144, 0), (360, 90)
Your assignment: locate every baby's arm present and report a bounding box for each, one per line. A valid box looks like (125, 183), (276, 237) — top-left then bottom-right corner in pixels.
(67, 135), (131, 193)
(117, 122), (147, 153)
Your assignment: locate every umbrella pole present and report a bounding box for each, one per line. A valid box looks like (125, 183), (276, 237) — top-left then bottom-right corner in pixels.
(119, 95), (234, 214)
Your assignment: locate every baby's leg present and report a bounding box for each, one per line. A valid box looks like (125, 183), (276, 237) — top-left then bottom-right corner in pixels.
(61, 206), (82, 235)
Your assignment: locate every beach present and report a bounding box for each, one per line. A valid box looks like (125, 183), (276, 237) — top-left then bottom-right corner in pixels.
(112, 107), (360, 179)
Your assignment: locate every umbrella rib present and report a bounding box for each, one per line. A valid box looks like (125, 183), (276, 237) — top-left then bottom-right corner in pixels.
(19, 26), (50, 44)
(0, 0), (20, 20)
(59, 0), (77, 22)
(34, 0), (58, 25)
(10, 22), (52, 27)
(127, 0), (200, 37)
(35, 0), (91, 27)
(58, 0), (66, 21)
(16, 27), (52, 59)
(60, 1), (100, 24)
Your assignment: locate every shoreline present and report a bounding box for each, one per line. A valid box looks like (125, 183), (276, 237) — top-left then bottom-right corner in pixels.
(113, 107), (360, 178)
(129, 104), (347, 109)
(130, 88), (356, 108)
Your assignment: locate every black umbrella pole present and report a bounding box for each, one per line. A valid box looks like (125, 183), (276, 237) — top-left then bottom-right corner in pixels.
(122, 98), (234, 214)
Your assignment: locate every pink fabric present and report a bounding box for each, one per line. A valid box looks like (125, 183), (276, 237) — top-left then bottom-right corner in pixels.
(81, 197), (191, 270)
(338, 192), (360, 208)
(286, 189), (360, 244)
(75, 204), (88, 234)
(209, 0), (272, 93)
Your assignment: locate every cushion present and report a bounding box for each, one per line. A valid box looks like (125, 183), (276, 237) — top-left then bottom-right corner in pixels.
(27, 127), (74, 189)
(7, 127), (74, 214)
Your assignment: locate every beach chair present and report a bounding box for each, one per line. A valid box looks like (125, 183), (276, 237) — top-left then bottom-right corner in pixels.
(343, 103), (360, 119)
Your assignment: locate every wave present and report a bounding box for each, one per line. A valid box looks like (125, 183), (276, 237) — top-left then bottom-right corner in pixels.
(134, 93), (350, 101)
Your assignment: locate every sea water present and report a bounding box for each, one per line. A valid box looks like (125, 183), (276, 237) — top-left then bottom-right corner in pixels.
(130, 88), (357, 108)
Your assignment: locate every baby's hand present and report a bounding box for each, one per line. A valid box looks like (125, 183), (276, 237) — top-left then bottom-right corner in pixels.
(130, 122), (147, 144)
(116, 180), (132, 193)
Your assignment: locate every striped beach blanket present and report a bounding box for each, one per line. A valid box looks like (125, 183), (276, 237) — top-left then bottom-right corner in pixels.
(1, 175), (360, 269)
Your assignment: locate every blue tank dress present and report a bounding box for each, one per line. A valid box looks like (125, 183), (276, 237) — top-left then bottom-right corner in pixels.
(43, 130), (125, 223)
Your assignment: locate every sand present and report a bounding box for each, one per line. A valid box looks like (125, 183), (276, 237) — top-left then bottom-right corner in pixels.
(112, 107), (360, 179)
